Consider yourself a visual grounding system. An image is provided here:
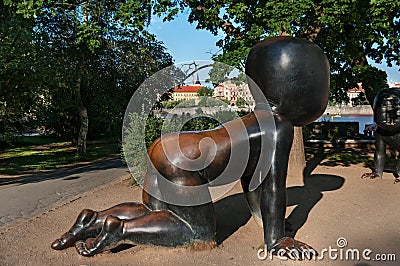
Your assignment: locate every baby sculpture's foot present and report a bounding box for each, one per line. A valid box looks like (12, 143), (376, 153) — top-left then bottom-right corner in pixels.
(51, 209), (97, 250)
(270, 237), (317, 260)
(75, 215), (124, 257)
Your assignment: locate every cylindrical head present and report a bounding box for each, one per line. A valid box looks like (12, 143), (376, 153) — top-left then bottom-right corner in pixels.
(373, 88), (400, 132)
(245, 36), (330, 126)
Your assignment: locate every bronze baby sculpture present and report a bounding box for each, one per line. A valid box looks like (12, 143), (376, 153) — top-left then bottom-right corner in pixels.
(362, 88), (400, 183)
(51, 36), (330, 259)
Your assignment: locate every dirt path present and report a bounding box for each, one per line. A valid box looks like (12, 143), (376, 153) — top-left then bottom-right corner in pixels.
(0, 156), (128, 230)
(0, 162), (399, 265)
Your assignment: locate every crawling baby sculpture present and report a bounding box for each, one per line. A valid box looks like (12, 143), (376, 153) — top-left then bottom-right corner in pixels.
(51, 37), (330, 259)
(362, 88), (400, 183)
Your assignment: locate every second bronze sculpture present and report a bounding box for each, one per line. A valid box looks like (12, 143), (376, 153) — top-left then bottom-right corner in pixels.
(51, 37), (330, 259)
(362, 88), (400, 183)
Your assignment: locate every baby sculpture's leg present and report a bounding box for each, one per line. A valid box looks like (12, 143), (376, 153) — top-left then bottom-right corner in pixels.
(362, 133), (386, 179)
(74, 174), (215, 256)
(75, 209), (194, 256)
(261, 114), (316, 259)
(388, 134), (400, 183)
(51, 202), (150, 250)
(242, 185), (263, 227)
(241, 185), (293, 233)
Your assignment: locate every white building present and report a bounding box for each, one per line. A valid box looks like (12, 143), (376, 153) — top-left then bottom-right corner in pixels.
(347, 83), (364, 106)
(213, 81), (255, 107)
(388, 82), (400, 89)
(347, 82), (400, 106)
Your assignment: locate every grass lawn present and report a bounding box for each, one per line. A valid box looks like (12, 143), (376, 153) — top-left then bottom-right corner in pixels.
(0, 136), (120, 175)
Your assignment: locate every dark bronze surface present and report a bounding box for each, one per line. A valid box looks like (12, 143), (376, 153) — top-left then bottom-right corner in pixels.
(362, 88), (400, 181)
(52, 36), (330, 259)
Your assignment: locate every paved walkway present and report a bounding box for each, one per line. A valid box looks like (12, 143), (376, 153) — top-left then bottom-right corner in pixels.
(0, 156), (129, 230)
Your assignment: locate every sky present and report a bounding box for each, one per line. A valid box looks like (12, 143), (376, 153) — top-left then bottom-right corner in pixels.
(148, 13), (400, 83)
(148, 13), (222, 63)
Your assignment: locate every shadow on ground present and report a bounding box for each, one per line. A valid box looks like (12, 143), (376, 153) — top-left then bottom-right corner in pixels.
(214, 155), (345, 243)
(308, 147), (373, 168)
(286, 174), (344, 237)
(286, 155), (345, 237)
(316, 147), (399, 179)
(0, 156), (124, 186)
(214, 193), (251, 244)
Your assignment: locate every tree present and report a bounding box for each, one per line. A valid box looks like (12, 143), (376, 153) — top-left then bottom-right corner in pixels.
(125, 1), (399, 103)
(0, 2), (38, 136)
(235, 98), (247, 107)
(3, 1), (172, 154)
(351, 93), (369, 106)
(7, 1), (399, 166)
(37, 1), (170, 154)
(8, 1), (399, 94)
(197, 86), (213, 96)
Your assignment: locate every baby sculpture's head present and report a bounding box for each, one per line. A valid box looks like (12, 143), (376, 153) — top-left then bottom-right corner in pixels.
(373, 88), (400, 132)
(245, 36), (330, 126)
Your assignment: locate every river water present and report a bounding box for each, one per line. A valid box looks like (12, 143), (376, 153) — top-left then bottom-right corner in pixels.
(317, 115), (374, 134)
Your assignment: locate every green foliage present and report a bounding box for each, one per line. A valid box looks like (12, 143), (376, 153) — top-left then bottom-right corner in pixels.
(162, 100), (183, 109)
(7, 1), (398, 105)
(145, 114), (163, 147)
(352, 65), (389, 104)
(178, 99), (196, 107)
(195, 108), (203, 115)
(207, 63), (235, 85)
(198, 97), (226, 107)
(197, 87), (213, 96)
(153, 0), (399, 101)
(180, 110), (239, 131)
(122, 112), (150, 184)
(181, 117), (220, 132)
(237, 109), (251, 117)
(213, 110), (240, 123)
(4, 0), (154, 51)
(1, 1), (173, 144)
(0, 133), (23, 147)
(0, 3), (38, 135)
(235, 98), (247, 107)
(122, 108), (240, 183)
(351, 92), (369, 106)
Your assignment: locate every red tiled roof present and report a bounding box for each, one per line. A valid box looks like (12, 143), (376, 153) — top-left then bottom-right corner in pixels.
(173, 85), (203, 93)
(347, 88), (364, 93)
(347, 83), (364, 93)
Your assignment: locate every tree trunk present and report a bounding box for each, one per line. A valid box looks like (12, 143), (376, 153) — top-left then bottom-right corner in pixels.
(288, 126), (306, 178)
(352, 55), (376, 106)
(75, 75), (88, 155)
(279, 32), (307, 179)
